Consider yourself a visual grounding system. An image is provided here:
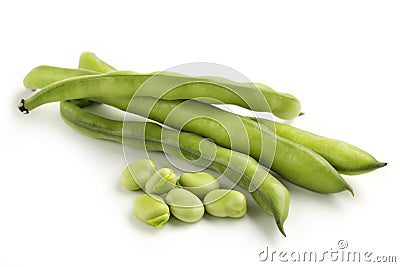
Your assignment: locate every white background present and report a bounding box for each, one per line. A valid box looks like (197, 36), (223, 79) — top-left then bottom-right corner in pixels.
(1, 0), (399, 266)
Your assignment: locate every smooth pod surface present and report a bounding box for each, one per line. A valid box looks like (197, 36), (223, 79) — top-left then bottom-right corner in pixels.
(19, 55), (338, 193)
(204, 189), (247, 218)
(97, 96), (353, 195)
(179, 172), (220, 198)
(120, 158), (156, 190)
(145, 168), (177, 194)
(79, 52), (117, 73)
(19, 67), (301, 119)
(254, 118), (386, 175)
(132, 194), (170, 228)
(23, 65), (97, 89)
(165, 188), (204, 223)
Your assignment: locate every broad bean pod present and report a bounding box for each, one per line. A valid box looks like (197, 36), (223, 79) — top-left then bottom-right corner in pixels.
(251, 118), (386, 175)
(23, 66), (97, 90)
(79, 52), (117, 73)
(22, 64), (352, 194)
(75, 54), (382, 179)
(89, 96), (353, 195)
(20, 68), (301, 120)
(20, 65), (353, 193)
(22, 52), (116, 90)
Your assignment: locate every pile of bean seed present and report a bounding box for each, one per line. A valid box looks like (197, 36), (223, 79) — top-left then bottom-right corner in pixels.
(18, 52), (387, 236)
(121, 158), (246, 227)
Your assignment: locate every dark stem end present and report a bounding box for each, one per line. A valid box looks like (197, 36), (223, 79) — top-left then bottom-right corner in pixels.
(18, 99), (29, 114)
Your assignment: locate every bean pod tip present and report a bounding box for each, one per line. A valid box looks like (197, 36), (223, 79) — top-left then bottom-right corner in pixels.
(278, 223), (286, 237)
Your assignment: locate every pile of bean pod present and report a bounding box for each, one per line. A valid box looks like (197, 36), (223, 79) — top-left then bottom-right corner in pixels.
(18, 52), (387, 236)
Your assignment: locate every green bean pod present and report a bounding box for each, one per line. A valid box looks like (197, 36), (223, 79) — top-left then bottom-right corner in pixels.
(23, 66), (97, 90)
(19, 60), (350, 194)
(90, 96), (353, 195)
(81, 52), (299, 120)
(60, 101), (290, 235)
(252, 118), (387, 175)
(72, 54), (340, 197)
(79, 52), (117, 73)
(19, 68), (301, 119)
(23, 66), (100, 109)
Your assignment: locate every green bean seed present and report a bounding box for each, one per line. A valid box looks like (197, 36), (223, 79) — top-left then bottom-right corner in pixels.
(120, 158), (157, 190)
(165, 188), (204, 223)
(145, 168), (177, 194)
(178, 172), (220, 198)
(132, 194), (170, 228)
(204, 189), (247, 218)
(60, 101), (289, 235)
